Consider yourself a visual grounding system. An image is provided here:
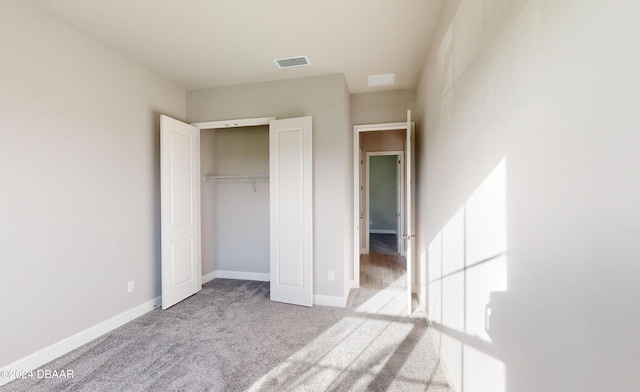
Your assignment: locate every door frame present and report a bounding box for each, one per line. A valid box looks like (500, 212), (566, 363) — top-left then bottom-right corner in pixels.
(353, 121), (413, 289)
(363, 151), (404, 255)
(191, 116), (275, 130)
(192, 116), (275, 283)
(163, 115), (315, 308)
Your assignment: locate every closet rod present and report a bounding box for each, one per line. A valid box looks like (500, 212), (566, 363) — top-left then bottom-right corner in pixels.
(204, 175), (269, 194)
(204, 175), (269, 183)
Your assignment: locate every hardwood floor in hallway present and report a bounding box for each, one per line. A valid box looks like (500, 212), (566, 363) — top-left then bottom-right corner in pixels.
(359, 252), (407, 290)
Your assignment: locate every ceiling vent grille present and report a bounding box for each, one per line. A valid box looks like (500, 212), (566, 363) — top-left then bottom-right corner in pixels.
(368, 73), (396, 87)
(275, 56), (310, 68)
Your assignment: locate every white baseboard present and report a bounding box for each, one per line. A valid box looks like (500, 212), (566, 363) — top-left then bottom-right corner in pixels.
(344, 280), (354, 302)
(215, 270), (270, 282)
(0, 297), (160, 387)
(370, 229), (397, 234)
(201, 270), (217, 285)
(314, 294), (348, 308)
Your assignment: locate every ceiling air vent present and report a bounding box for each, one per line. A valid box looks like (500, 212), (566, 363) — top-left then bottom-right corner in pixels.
(368, 73), (396, 87)
(275, 56), (310, 68)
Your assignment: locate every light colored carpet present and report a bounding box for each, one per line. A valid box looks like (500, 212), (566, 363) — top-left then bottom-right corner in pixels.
(4, 279), (451, 391)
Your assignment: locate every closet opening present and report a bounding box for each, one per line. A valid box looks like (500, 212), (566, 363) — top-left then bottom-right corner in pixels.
(161, 115), (313, 308)
(200, 125), (270, 282)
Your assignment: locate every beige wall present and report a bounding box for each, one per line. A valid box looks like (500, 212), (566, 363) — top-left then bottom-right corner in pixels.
(200, 126), (270, 275)
(0, 0), (186, 368)
(360, 129), (405, 152)
(188, 74), (351, 299)
(351, 89), (416, 126)
(416, 0), (640, 391)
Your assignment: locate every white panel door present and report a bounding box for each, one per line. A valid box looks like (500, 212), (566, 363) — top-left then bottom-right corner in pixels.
(161, 115), (201, 309)
(405, 110), (415, 315)
(269, 117), (313, 307)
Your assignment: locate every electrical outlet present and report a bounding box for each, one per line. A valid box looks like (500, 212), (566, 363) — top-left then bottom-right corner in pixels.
(127, 281), (134, 293)
(328, 271), (335, 281)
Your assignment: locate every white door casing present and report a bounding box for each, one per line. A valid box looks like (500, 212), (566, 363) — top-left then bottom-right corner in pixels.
(353, 121), (413, 289)
(160, 115), (202, 309)
(269, 117), (313, 307)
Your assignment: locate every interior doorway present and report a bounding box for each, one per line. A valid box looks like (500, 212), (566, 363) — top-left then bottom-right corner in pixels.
(354, 125), (407, 284)
(364, 151), (404, 256)
(352, 111), (415, 314)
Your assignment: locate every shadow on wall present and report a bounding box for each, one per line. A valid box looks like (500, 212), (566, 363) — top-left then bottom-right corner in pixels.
(426, 158), (508, 392)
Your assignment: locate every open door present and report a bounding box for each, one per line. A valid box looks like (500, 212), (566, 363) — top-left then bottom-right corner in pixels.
(160, 115), (201, 309)
(405, 110), (415, 314)
(359, 148), (365, 254)
(396, 154), (404, 256)
(269, 117), (313, 307)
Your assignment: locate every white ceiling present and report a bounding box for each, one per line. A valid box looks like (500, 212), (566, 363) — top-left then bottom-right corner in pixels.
(25, 0), (442, 93)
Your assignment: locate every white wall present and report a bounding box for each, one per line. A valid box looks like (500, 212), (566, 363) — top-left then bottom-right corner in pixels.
(200, 126), (270, 276)
(0, 0), (185, 368)
(416, 0), (640, 391)
(188, 74), (351, 300)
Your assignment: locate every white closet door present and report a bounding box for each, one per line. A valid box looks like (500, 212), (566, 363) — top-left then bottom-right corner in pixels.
(160, 115), (201, 309)
(405, 110), (415, 315)
(269, 117), (313, 307)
